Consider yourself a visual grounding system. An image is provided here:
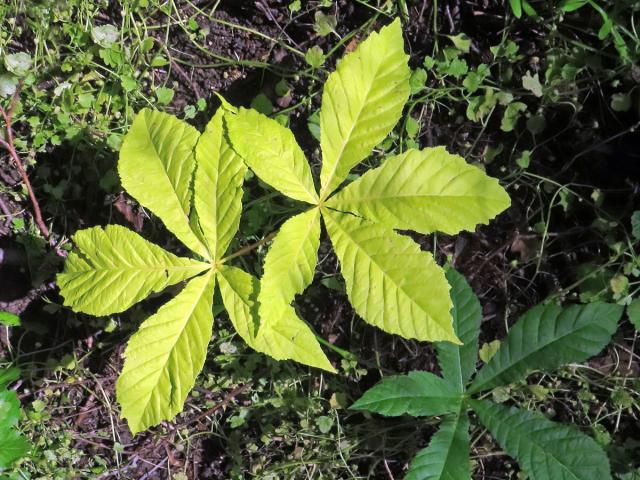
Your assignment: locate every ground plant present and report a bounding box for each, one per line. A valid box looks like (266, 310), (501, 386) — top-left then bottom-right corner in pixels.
(0, 312), (29, 470)
(57, 19), (510, 435)
(352, 268), (625, 480)
(1, 1), (639, 478)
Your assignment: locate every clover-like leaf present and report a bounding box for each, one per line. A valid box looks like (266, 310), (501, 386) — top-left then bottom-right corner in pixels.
(350, 371), (460, 417)
(119, 108), (208, 258)
(57, 225), (209, 316)
(225, 107), (318, 204)
(327, 147), (511, 234)
(436, 268), (482, 392)
(319, 18), (411, 198)
(469, 302), (623, 394)
(405, 410), (471, 480)
(323, 209), (458, 343)
(471, 399), (612, 480)
(116, 272), (216, 434)
(194, 109), (246, 260)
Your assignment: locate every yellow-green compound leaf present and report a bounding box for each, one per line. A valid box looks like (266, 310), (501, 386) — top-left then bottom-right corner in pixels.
(57, 225), (209, 316)
(117, 272), (216, 434)
(194, 109), (246, 260)
(260, 209), (321, 305)
(119, 108), (208, 258)
(225, 107), (318, 204)
(327, 147), (511, 235)
(256, 302), (335, 372)
(319, 19), (410, 198)
(218, 265), (334, 372)
(217, 265), (260, 346)
(323, 210), (457, 343)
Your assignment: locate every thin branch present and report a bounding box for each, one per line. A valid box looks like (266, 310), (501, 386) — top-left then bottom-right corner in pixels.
(0, 81), (51, 240)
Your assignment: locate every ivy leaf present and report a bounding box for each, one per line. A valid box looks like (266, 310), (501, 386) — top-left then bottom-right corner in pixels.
(217, 265), (334, 372)
(471, 399), (612, 480)
(194, 109), (246, 260)
(116, 272), (216, 434)
(319, 18), (410, 198)
(405, 411), (471, 480)
(119, 109), (208, 258)
(436, 268), (481, 392)
(225, 107), (318, 204)
(57, 225), (209, 316)
(323, 210), (457, 343)
(350, 371), (461, 417)
(327, 147), (510, 235)
(469, 303), (623, 394)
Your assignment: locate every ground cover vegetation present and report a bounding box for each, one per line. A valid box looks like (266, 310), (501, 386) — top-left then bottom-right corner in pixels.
(0, 0), (639, 479)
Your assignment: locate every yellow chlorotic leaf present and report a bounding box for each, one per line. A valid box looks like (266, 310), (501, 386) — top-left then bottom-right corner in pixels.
(217, 265), (335, 372)
(57, 225), (209, 316)
(116, 272), (216, 434)
(323, 209), (458, 343)
(119, 108), (209, 258)
(257, 302), (336, 372)
(217, 265), (260, 345)
(260, 208), (321, 305)
(319, 19), (411, 198)
(194, 109), (247, 260)
(327, 147), (511, 234)
(225, 108), (318, 204)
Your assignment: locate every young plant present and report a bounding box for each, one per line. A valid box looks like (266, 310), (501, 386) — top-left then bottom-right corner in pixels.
(224, 19), (509, 348)
(351, 268), (624, 480)
(0, 313), (30, 469)
(57, 18), (509, 434)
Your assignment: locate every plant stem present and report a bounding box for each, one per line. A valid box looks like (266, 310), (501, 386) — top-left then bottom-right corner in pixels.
(220, 231), (277, 264)
(314, 334), (354, 360)
(0, 81), (50, 241)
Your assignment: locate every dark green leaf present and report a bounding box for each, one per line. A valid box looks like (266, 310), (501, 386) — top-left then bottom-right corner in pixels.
(471, 399), (612, 480)
(0, 368), (20, 391)
(628, 299), (640, 332)
(405, 410), (471, 480)
(469, 303), (623, 394)
(0, 390), (21, 426)
(0, 428), (30, 469)
(350, 371), (461, 417)
(436, 268), (481, 392)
